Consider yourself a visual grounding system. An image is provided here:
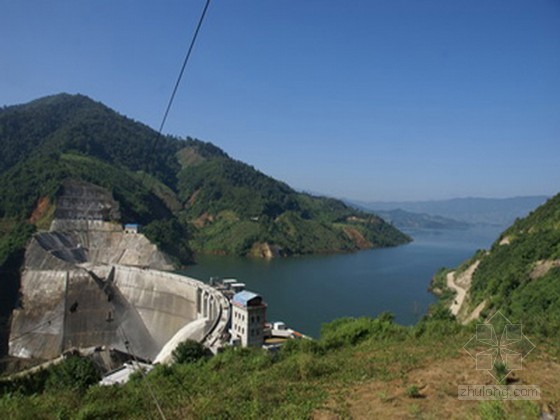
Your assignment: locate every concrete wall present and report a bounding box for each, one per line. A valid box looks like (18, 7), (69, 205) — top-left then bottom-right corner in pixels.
(9, 265), (228, 361)
(46, 221), (174, 270)
(114, 267), (198, 351)
(9, 270), (67, 359)
(54, 180), (121, 221)
(9, 220), (228, 362)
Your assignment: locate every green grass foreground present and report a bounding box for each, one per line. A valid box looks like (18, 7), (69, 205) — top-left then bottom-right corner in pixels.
(3, 312), (554, 419)
(0, 315), (450, 418)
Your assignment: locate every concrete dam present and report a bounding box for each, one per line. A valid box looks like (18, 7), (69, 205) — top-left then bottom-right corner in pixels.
(9, 181), (229, 363)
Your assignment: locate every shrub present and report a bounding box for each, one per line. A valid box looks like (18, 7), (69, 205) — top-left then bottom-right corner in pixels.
(493, 361), (508, 385)
(406, 384), (422, 398)
(45, 356), (100, 393)
(172, 340), (210, 364)
(320, 314), (403, 350)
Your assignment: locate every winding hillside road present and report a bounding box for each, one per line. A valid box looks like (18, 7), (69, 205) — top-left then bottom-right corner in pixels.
(445, 260), (481, 318)
(446, 271), (465, 316)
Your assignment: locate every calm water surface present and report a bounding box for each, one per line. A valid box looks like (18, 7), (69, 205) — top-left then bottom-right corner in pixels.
(183, 226), (503, 337)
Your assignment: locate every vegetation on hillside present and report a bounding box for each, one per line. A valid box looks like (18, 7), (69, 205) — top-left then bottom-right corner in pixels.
(0, 93), (410, 262)
(432, 193), (560, 337)
(175, 140), (410, 256)
(465, 193), (560, 335)
(0, 312), (555, 419)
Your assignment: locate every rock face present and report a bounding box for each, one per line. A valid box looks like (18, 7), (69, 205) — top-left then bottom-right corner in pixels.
(249, 242), (283, 258)
(31, 223), (175, 270)
(9, 180), (227, 361)
(54, 180), (121, 221)
(23, 180), (174, 271)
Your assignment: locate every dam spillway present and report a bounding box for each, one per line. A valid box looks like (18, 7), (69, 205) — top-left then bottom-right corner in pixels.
(8, 180), (229, 362)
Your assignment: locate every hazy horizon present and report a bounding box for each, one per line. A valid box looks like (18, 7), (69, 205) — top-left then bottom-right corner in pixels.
(2, 1), (559, 201)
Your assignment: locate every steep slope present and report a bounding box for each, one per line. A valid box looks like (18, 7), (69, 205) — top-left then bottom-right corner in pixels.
(434, 193), (560, 335)
(0, 93), (410, 261)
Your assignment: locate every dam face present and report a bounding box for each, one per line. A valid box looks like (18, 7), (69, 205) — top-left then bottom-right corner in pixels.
(9, 263), (221, 361)
(9, 181), (227, 362)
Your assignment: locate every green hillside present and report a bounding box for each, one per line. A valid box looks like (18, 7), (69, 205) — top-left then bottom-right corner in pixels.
(175, 140), (410, 256)
(0, 93), (409, 263)
(432, 193), (560, 337)
(467, 193), (560, 335)
(2, 312), (557, 419)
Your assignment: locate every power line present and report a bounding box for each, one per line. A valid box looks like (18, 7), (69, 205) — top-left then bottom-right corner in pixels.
(147, 0), (212, 161)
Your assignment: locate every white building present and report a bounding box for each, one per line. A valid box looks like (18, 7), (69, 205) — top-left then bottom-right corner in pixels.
(124, 224), (139, 234)
(230, 291), (266, 347)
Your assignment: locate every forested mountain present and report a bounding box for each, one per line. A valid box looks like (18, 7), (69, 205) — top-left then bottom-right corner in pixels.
(0, 93), (410, 265)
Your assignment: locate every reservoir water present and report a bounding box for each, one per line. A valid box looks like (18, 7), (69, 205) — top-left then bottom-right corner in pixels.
(183, 225), (503, 338)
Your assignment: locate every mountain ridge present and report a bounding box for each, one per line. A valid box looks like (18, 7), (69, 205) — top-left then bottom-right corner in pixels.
(372, 208), (470, 230)
(0, 93), (410, 262)
(355, 196), (549, 227)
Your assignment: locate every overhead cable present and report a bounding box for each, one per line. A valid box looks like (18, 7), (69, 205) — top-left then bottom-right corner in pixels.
(148, 0), (212, 161)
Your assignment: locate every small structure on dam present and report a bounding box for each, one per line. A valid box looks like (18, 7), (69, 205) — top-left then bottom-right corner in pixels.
(8, 180), (230, 364)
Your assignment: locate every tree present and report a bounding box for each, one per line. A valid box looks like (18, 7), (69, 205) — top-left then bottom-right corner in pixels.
(172, 340), (209, 364)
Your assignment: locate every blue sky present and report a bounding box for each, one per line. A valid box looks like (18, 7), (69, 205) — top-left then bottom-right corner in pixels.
(2, 1), (559, 201)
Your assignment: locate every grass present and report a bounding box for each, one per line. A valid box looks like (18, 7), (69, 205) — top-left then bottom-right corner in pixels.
(1, 313), (558, 419)
(406, 384), (422, 398)
(0, 315), (514, 418)
(0, 314), (560, 419)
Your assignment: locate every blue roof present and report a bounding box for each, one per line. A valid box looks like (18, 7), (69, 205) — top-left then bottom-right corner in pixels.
(125, 224), (139, 228)
(232, 290), (261, 307)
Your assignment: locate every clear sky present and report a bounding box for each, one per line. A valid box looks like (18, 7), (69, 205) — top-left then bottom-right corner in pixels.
(2, 0), (559, 201)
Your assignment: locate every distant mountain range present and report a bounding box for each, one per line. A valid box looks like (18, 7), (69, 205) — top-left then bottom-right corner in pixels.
(370, 208), (470, 230)
(353, 196), (549, 227)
